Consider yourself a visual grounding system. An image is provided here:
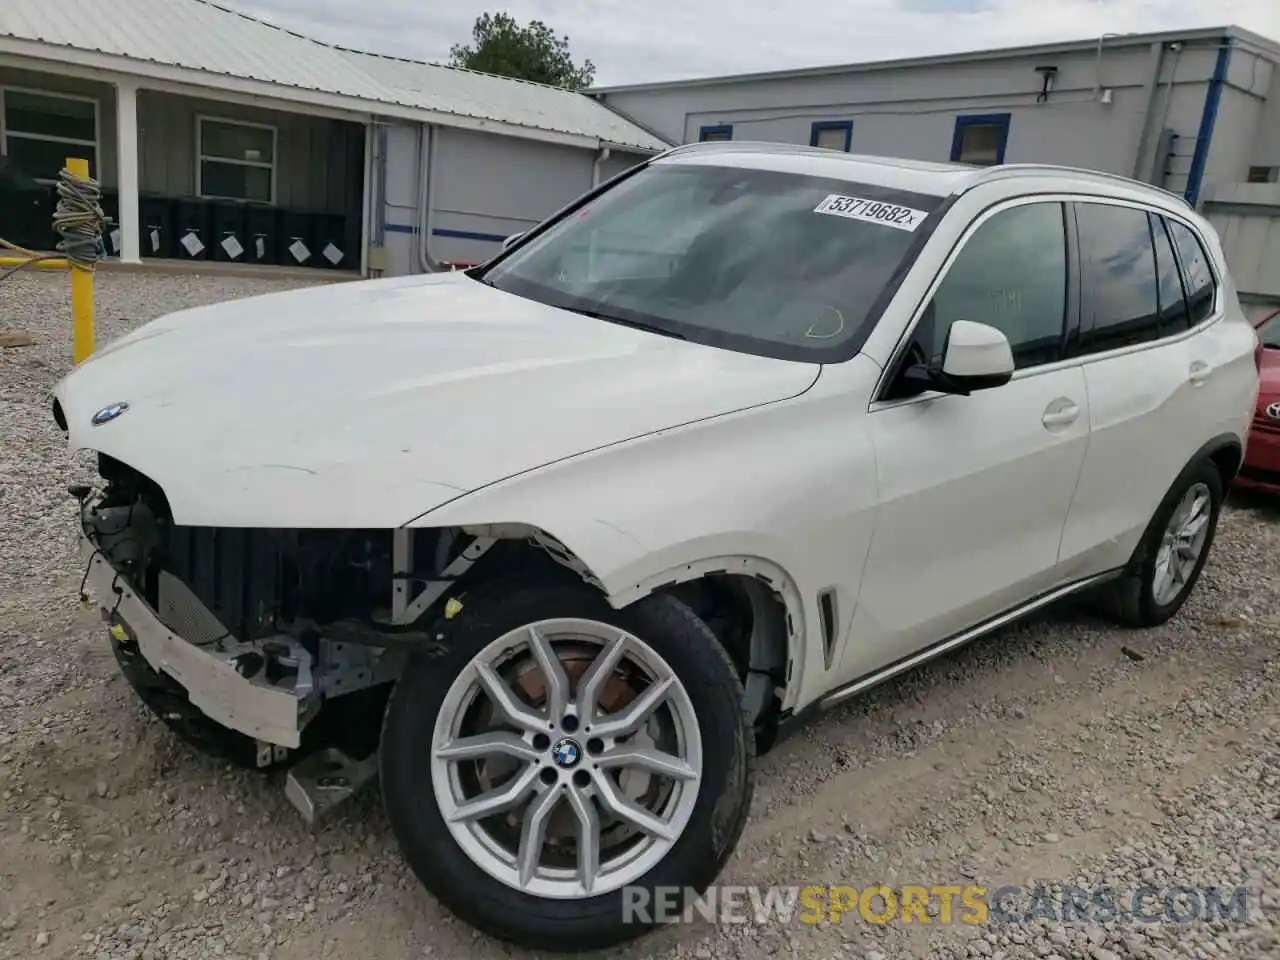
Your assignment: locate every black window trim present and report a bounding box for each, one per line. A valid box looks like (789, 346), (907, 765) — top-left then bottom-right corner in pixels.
(1063, 199), (1084, 359)
(872, 191), (1224, 409)
(1068, 197), (1222, 362)
(871, 192), (1078, 407)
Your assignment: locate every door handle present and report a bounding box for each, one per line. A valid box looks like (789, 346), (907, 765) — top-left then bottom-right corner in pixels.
(1189, 361), (1210, 387)
(1042, 400), (1080, 428)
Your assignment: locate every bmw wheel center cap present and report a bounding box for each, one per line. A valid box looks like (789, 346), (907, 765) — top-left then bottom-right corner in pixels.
(91, 402), (129, 425)
(552, 737), (582, 769)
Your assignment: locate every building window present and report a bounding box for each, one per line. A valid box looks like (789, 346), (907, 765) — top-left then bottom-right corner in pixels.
(810, 120), (852, 152)
(1247, 165), (1278, 183)
(699, 124), (733, 142)
(1, 88), (99, 181)
(197, 117), (276, 203)
(950, 113), (1011, 166)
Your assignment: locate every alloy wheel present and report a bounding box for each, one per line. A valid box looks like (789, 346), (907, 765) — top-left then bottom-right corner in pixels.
(430, 618), (703, 899)
(1151, 480), (1212, 607)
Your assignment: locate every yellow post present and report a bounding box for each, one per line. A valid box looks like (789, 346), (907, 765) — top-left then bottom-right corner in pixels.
(67, 156), (95, 364)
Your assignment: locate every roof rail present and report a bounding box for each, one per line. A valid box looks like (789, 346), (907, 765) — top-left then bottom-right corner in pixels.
(968, 163), (1191, 207)
(652, 146), (1192, 209)
(659, 139), (838, 160)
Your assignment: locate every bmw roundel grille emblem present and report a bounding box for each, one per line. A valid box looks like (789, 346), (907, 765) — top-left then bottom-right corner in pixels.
(552, 737), (581, 769)
(91, 402), (129, 426)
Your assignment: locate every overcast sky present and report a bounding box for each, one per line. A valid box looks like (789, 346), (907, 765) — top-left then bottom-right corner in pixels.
(223, 0), (1280, 88)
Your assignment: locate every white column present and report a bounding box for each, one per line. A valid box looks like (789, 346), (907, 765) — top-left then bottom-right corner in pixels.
(114, 79), (142, 264)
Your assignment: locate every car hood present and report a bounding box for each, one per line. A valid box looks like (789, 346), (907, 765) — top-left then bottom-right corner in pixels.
(54, 272), (819, 528)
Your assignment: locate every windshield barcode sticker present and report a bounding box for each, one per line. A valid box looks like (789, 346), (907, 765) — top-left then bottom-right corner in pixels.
(814, 194), (929, 232)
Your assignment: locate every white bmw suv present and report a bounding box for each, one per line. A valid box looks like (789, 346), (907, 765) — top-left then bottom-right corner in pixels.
(55, 142), (1260, 950)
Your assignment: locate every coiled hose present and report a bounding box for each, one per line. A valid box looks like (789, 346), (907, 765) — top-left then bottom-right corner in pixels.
(0, 165), (109, 284)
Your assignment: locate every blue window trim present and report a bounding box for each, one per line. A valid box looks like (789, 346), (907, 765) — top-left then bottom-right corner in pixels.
(1184, 40), (1232, 208)
(810, 120), (853, 152)
(950, 113), (1012, 165)
(432, 227), (508, 243)
(699, 124), (733, 142)
(383, 225), (508, 243)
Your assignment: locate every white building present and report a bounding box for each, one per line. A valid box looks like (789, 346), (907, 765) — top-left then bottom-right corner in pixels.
(592, 25), (1280, 307)
(0, 0), (667, 275)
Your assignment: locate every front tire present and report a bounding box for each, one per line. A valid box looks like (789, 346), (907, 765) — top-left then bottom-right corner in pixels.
(1096, 458), (1224, 627)
(379, 576), (754, 951)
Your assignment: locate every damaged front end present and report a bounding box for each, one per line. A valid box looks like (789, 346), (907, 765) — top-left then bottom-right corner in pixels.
(77, 453), (498, 820)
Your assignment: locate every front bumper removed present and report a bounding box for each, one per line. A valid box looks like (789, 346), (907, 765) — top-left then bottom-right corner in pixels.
(80, 534), (307, 749)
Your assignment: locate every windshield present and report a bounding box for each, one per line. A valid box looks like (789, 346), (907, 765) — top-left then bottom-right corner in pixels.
(1260, 313), (1280, 349)
(477, 162), (946, 362)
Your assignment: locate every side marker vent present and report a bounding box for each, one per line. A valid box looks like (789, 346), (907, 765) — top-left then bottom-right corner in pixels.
(818, 588), (839, 668)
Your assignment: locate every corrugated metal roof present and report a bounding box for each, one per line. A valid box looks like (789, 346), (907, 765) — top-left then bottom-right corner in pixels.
(339, 49), (669, 152)
(0, 0), (669, 151)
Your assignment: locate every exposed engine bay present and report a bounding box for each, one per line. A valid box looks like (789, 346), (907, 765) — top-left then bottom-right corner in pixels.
(79, 455), (511, 768)
(77, 453), (787, 819)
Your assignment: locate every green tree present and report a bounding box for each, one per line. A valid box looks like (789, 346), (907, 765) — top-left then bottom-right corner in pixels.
(449, 12), (596, 91)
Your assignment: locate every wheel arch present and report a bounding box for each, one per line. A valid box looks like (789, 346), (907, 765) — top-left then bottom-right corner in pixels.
(610, 551), (808, 723)
(1200, 432), (1243, 488)
(444, 522), (811, 720)
(1120, 431), (1239, 577)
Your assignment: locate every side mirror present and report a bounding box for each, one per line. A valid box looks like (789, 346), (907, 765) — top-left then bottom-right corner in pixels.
(901, 320), (1014, 396)
(501, 232), (524, 250)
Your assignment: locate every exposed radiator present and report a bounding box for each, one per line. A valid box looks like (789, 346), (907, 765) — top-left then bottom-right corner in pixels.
(162, 526), (284, 642)
(156, 570), (236, 648)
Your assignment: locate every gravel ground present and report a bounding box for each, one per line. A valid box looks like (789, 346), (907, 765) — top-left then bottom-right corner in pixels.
(1, 270), (1278, 960)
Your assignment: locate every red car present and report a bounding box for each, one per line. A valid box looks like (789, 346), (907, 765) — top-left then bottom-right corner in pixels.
(1239, 309), (1280, 494)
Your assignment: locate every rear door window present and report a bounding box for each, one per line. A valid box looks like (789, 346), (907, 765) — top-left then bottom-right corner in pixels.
(1074, 202), (1161, 355)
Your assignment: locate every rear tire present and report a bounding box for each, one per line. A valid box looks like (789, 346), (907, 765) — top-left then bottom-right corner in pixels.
(1094, 458), (1224, 628)
(379, 576), (754, 951)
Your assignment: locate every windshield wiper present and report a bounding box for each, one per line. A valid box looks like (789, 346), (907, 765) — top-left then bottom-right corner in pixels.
(562, 306), (687, 340)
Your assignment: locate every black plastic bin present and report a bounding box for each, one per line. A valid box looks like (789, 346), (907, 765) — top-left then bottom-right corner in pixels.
(139, 195), (173, 259)
(0, 185), (56, 252)
(211, 201), (250, 263)
(0, 157), (54, 251)
(277, 209), (316, 267)
(172, 197), (213, 260)
(313, 213), (351, 270)
(244, 204), (278, 265)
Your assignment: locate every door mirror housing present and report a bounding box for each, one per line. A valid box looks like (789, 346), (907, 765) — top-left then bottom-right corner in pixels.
(501, 232), (524, 250)
(901, 320), (1015, 397)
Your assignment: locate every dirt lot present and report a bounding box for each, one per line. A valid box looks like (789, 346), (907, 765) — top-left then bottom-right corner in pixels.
(1, 271), (1277, 960)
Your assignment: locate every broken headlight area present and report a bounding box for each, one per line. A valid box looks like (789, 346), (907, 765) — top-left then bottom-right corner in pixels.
(75, 453), (492, 791)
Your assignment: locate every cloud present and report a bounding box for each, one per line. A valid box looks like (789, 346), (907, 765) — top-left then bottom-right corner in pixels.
(222, 0), (1280, 87)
